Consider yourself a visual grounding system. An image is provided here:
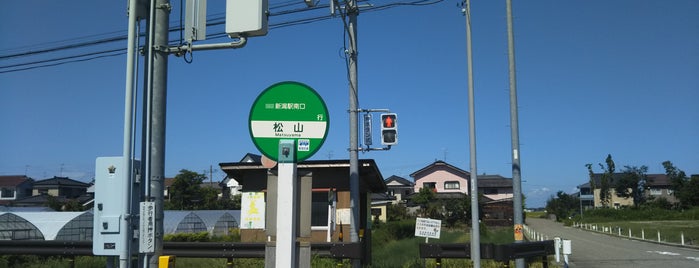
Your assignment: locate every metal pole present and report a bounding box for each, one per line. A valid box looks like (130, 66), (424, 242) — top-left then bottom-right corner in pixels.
(464, 1), (481, 266)
(347, 1), (361, 267)
(121, 0), (142, 266)
(505, 0), (524, 267)
(148, 0), (170, 266)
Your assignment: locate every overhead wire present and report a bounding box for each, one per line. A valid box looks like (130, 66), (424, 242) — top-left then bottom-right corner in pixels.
(0, 0), (444, 74)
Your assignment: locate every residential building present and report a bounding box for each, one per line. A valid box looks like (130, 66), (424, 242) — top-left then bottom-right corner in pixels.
(410, 160), (514, 201)
(32, 176), (89, 198)
(0, 175), (34, 206)
(411, 161), (470, 194)
(384, 175), (414, 204)
(577, 173), (675, 208)
(408, 160), (515, 226)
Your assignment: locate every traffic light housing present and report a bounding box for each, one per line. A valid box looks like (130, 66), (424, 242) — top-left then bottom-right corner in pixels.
(380, 113), (397, 145)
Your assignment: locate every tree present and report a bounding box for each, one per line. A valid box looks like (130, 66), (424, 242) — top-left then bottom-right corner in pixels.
(545, 191), (580, 221)
(585, 163), (596, 194)
(614, 165), (648, 207)
(663, 161), (691, 208)
(412, 187), (438, 218)
(168, 169), (207, 210)
(598, 154), (615, 207)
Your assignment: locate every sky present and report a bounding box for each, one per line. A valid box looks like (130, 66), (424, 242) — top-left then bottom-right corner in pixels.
(1, 1), (697, 208)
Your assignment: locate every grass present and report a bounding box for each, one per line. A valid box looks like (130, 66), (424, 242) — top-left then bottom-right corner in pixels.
(572, 207), (699, 245)
(581, 220), (699, 245)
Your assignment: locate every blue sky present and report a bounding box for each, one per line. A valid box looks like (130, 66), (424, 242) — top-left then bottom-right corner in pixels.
(1, 1), (697, 207)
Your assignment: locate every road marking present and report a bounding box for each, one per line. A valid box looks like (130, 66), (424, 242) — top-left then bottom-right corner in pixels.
(646, 250), (681, 256)
(686, 256), (699, 262)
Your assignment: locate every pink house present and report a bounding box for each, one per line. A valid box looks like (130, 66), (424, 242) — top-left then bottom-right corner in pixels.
(410, 161), (513, 201)
(411, 161), (470, 195)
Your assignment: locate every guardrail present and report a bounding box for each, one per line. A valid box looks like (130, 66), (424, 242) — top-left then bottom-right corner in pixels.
(0, 240), (363, 260)
(419, 240), (555, 268)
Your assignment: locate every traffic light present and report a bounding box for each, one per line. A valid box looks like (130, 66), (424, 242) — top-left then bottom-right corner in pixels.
(380, 113), (397, 145)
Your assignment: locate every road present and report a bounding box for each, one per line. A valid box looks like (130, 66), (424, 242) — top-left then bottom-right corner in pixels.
(526, 218), (699, 268)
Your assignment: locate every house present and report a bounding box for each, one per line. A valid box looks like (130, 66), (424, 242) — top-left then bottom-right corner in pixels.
(478, 175), (514, 201)
(0, 175), (34, 206)
(384, 175), (414, 203)
(32, 176), (89, 199)
(411, 161), (470, 194)
(370, 192), (395, 223)
(577, 173), (675, 209)
(219, 153), (260, 198)
(645, 174), (678, 203)
(407, 161), (515, 226)
(410, 160), (514, 201)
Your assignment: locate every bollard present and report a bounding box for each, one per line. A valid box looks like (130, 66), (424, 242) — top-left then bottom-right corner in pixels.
(642, 229), (645, 240)
(628, 228), (632, 238)
(618, 228), (621, 236)
(562, 239), (572, 268)
(554, 237), (561, 263)
(682, 232), (685, 245)
(657, 231), (661, 242)
(159, 256), (176, 268)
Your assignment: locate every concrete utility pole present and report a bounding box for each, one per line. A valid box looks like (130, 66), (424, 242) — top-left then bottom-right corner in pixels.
(505, 0), (525, 267)
(346, 0), (362, 267)
(142, 0), (170, 267)
(463, 1), (481, 266)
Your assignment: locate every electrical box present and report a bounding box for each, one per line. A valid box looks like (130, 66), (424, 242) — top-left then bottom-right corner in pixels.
(225, 0), (268, 38)
(93, 156), (140, 256)
(562, 239), (572, 255)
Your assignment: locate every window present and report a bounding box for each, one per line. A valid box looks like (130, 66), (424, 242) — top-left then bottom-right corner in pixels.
(444, 181), (460, 190)
(1, 187), (14, 198)
(423, 182), (436, 189)
(667, 189), (674, 195)
(311, 192), (330, 227)
(483, 188), (498, 195)
(650, 188), (662, 195)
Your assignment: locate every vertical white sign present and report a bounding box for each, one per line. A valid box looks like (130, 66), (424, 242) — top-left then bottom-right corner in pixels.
(241, 192), (266, 229)
(139, 201), (155, 253)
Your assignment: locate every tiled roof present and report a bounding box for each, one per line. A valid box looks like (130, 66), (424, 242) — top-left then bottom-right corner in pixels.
(0, 175), (33, 187)
(385, 175), (413, 186)
(33, 177), (89, 187)
(410, 160), (469, 178)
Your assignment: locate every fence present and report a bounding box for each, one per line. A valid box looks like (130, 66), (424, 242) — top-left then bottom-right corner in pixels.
(418, 240), (555, 268)
(0, 240), (363, 267)
(572, 222), (697, 248)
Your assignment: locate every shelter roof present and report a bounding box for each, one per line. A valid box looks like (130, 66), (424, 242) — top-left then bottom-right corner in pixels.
(219, 159), (386, 193)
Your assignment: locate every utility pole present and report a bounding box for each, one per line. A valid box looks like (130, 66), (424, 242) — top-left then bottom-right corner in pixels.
(463, 1), (481, 266)
(505, 0), (524, 267)
(346, 0), (362, 267)
(142, 0), (170, 267)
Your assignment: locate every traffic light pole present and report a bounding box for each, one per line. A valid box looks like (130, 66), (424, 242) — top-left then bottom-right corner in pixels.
(345, 1), (362, 267)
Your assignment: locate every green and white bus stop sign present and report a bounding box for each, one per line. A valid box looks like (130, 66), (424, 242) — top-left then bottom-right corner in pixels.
(249, 81), (329, 162)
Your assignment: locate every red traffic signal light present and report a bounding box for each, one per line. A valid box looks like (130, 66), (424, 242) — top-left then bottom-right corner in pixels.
(380, 113), (397, 145)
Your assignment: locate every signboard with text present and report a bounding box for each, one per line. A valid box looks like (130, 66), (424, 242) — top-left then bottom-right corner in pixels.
(415, 217), (441, 239)
(249, 81), (329, 162)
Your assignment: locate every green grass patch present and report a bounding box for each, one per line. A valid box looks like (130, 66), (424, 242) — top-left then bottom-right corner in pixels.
(583, 220), (699, 245)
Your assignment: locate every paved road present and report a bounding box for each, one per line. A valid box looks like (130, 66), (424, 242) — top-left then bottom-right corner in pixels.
(526, 218), (699, 268)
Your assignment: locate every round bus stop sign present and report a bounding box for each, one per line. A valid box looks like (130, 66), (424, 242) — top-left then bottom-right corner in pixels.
(249, 81), (329, 162)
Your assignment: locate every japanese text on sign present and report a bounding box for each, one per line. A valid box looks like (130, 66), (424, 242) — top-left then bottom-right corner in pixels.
(415, 217), (441, 239)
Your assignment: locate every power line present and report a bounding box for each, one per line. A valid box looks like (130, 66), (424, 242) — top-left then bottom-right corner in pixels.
(0, 0), (443, 74)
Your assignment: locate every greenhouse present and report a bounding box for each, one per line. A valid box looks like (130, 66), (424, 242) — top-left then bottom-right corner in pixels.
(0, 210), (240, 241)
